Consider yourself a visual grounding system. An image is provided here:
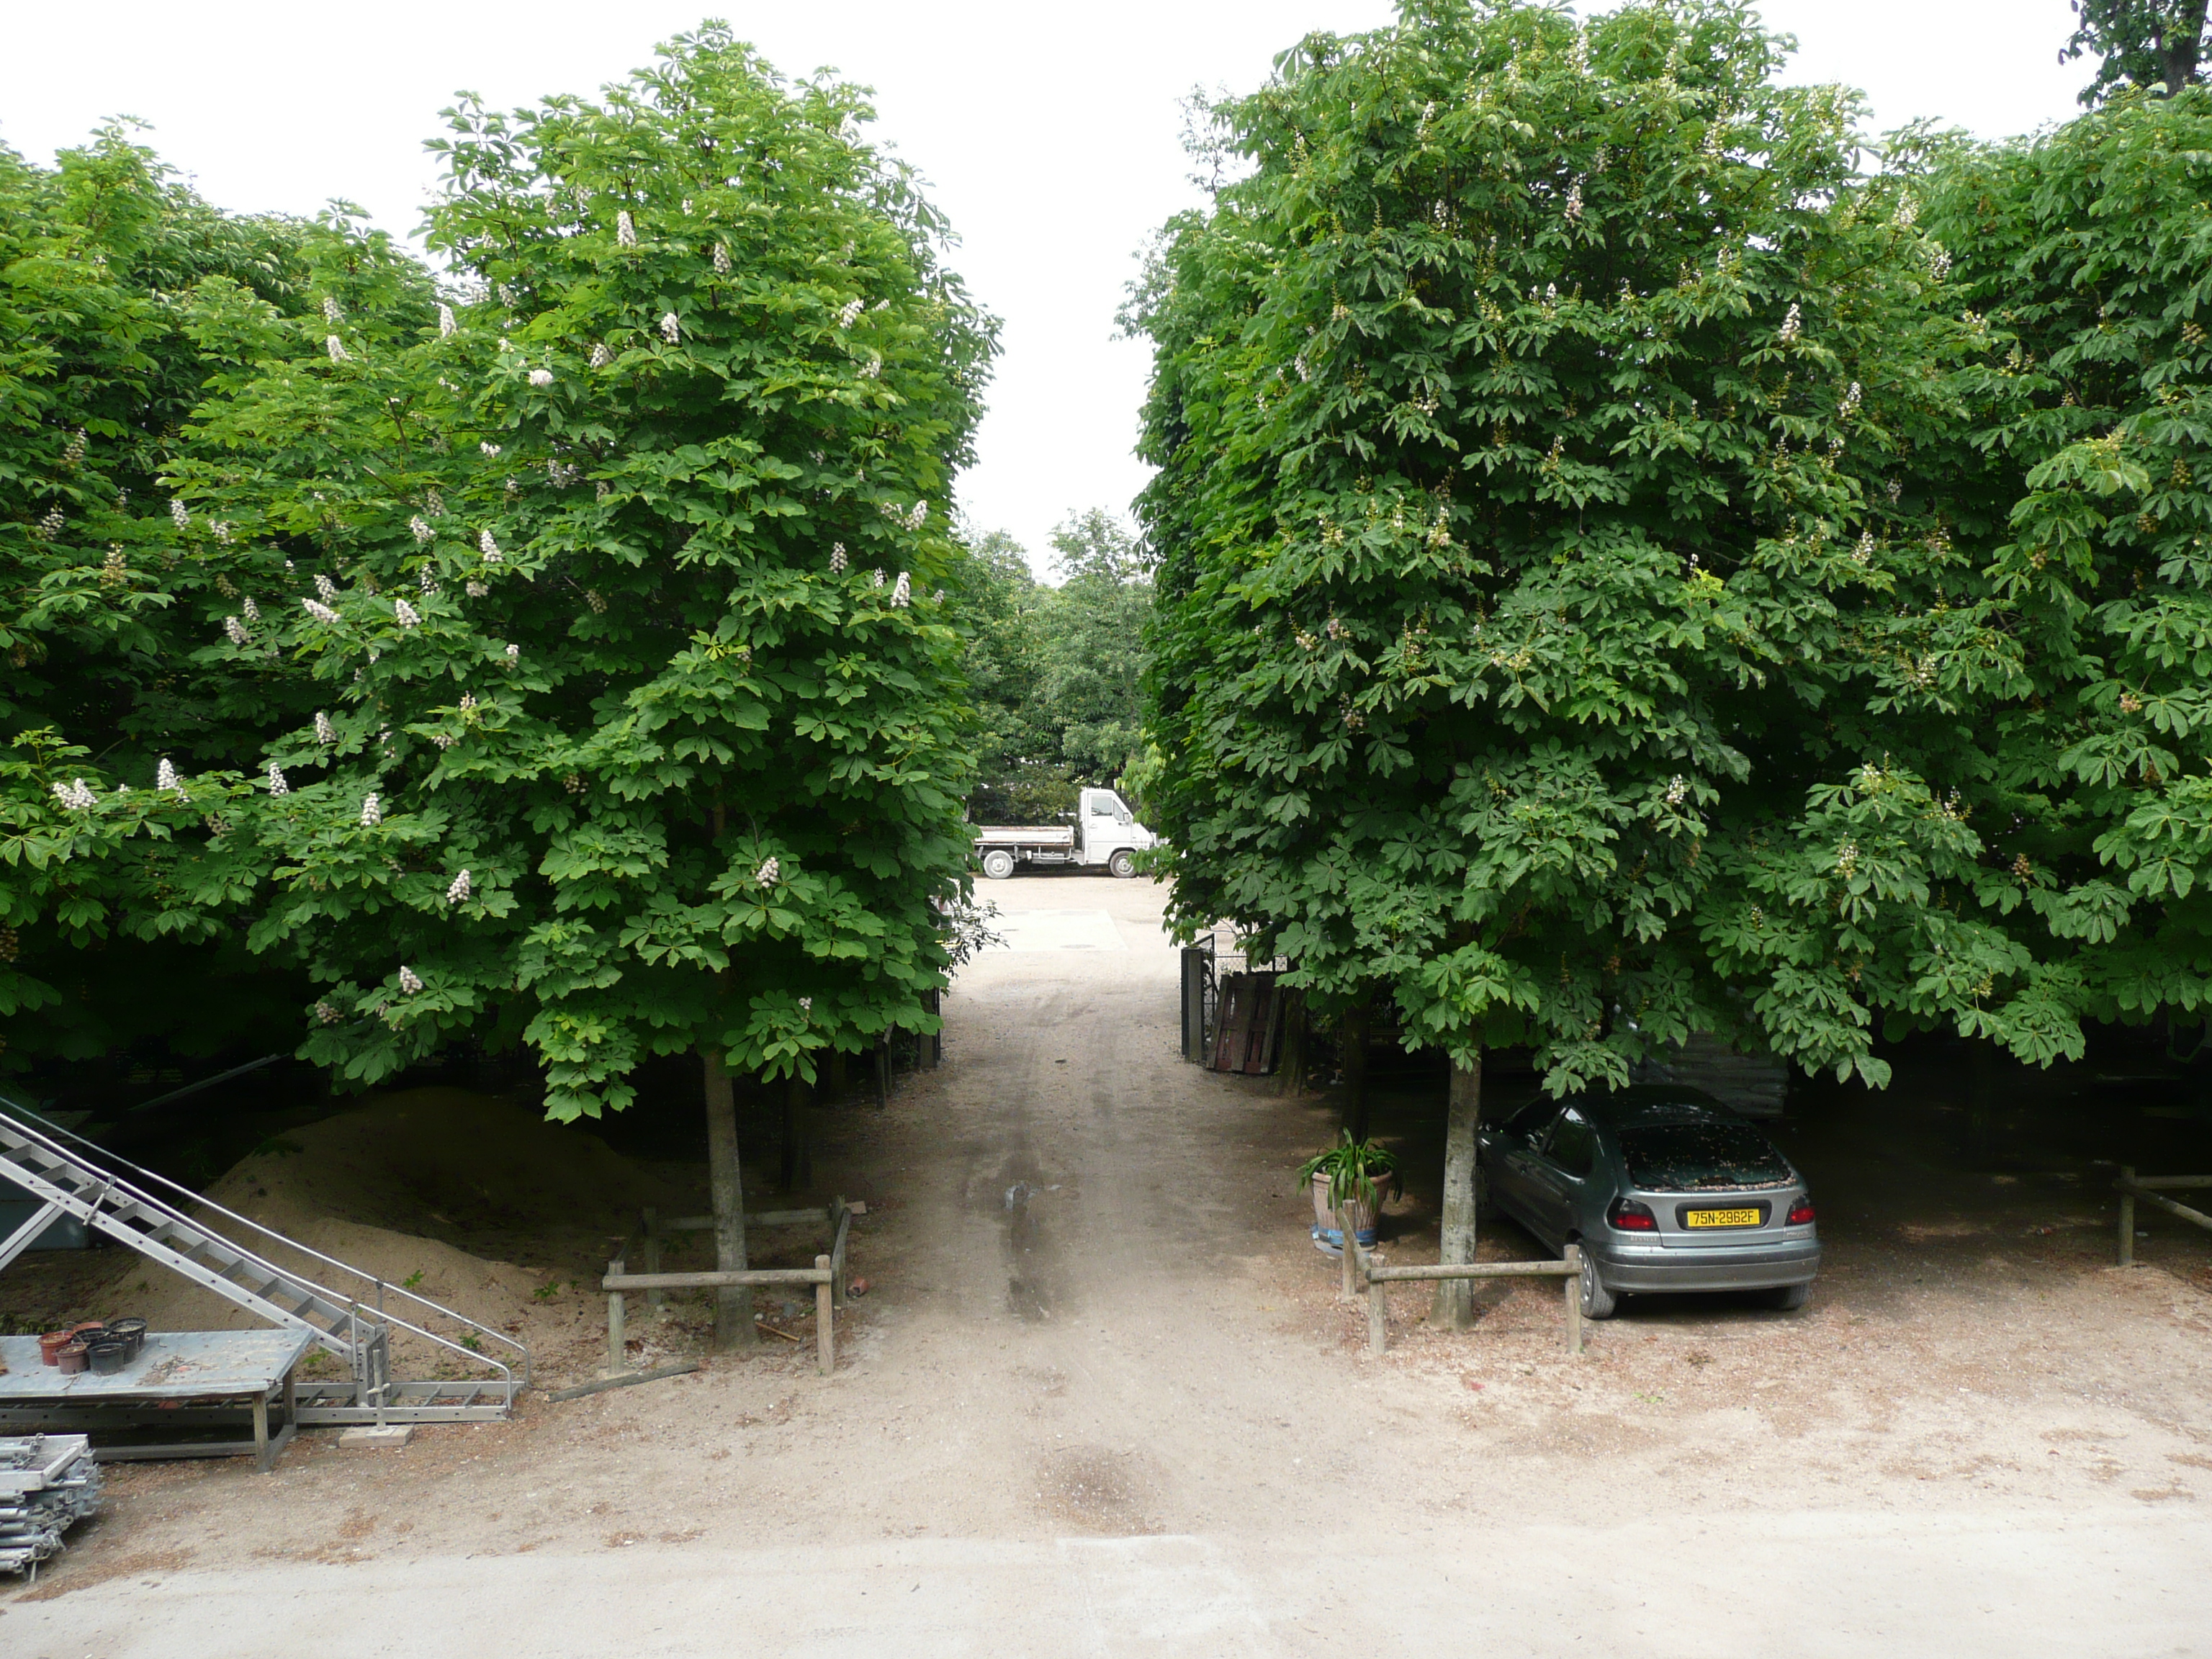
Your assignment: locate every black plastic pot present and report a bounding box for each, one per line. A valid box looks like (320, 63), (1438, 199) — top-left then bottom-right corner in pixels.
(107, 1317), (148, 1358)
(86, 1339), (130, 1376)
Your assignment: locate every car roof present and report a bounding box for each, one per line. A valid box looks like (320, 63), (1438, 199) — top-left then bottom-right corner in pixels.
(1560, 1084), (1741, 1128)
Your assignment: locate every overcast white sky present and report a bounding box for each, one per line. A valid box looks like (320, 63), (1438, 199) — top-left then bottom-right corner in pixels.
(0, 1), (2090, 575)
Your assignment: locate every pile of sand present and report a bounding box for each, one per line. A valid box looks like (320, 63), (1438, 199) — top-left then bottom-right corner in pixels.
(100, 1088), (688, 1372)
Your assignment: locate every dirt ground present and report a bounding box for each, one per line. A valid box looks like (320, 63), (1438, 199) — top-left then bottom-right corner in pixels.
(5, 877), (2212, 1656)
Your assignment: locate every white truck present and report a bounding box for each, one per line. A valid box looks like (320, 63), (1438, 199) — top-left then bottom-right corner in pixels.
(973, 787), (1158, 879)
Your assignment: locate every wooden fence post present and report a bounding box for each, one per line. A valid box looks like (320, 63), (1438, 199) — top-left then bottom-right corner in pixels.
(1563, 1246), (1584, 1357)
(606, 1259), (626, 1375)
(642, 1208), (664, 1316)
(2118, 1166), (2136, 1267)
(830, 1197), (848, 1309)
(1367, 1251), (1388, 1355)
(815, 1254), (835, 1376)
(1337, 1206), (1358, 1300)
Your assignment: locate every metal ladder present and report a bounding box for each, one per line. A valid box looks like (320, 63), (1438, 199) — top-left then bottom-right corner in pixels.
(0, 1105), (527, 1424)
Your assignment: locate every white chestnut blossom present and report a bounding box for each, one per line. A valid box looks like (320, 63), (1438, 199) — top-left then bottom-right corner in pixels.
(395, 599), (421, 628)
(302, 598), (341, 624)
(755, 856), (780, 886)
(1839, 381), (1862, 418)
(505, 642), (519, 662)
(34, 506), (64, 539)
(497, 284), (516, 307)
(224, 616), (248, 645)
(398, 966), (425, 994)
(467, 580), (489, 598)
(315, 1000), (341, 1025)
(1665, 775), (1688, 807)
(156, 758), (181, 792)
(170, 498), (189, 530)
(438, 303), (456, 337)
(590, 341), (613, 369)
(872, 568), (886, 588)
(410, 515), (433, 544)
(323, 296), (343, 323)
(616, 210), (637, 247)
(480, 441), (501, 457)
(325, 335), (349, 362)
(52, 778), (98, 811)
(1778, 302), (1802, 344)
(830, 542), (847, 573)
(315, 711), (336, 745)
(426, 487), (444, 516)
(359, 793), (382, 827)
(266, 764), (289, 796)
(479, 530), (500, 562)
(891, 572), (912, 607)
(1564, 181), (1583, 223)
(241, 595), (260, 622)
(315, 572), (339, 603)
(446, 870), (472, 904)
(659, 312), (682, 344)
(838, 297), (864, 329)
(528, 368), (554, 387)
(713, 242), (731, 274)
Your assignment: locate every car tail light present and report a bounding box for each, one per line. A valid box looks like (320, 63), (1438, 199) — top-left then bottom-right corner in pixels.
(1609, 1197), (1658, 1231)
(1787, 1195), (1816, 1226)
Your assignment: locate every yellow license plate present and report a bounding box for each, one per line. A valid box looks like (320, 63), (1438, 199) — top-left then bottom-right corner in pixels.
(1684, 1208), (1761, 1228)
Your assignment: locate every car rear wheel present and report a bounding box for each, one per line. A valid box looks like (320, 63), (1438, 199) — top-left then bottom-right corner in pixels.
(1576, 1246), (1619, 1320)
(1767, 1281), (1809, 1311)
(1107, 849), (1136, 878)
(981, 849), (1016, 880)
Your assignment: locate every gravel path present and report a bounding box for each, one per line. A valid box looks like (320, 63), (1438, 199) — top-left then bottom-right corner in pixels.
(8, 876), (2212, 1655)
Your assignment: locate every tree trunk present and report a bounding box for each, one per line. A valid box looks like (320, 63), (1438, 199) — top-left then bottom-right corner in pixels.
(702, 1048), (755, 1351)
(1968, 1040), (1995, 1164)
(1432, 1053), (1482, 1330)
(1276, 989), (1309, 1097)
(828, 1048), (848, 1100)
(1341, 1006), (1370, 1141)
(779, 1074), (812, 1192)
(2163, 2), (2206, 96)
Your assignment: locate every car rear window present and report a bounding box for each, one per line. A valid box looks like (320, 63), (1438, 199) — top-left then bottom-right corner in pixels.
(1617, 1123), (1791, 1191)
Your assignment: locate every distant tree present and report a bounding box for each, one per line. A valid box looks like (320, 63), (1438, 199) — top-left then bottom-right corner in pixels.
(1035, 510), (1151, 780)
(950, 522), (1046, 782)
(2064, 0), (2208, 101)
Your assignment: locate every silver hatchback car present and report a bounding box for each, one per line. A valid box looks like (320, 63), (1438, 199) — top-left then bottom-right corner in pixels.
(1478, 1085), (1820, 1318)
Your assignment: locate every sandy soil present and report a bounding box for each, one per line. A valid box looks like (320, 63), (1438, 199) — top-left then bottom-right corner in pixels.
(5, 877), (2212, 1655)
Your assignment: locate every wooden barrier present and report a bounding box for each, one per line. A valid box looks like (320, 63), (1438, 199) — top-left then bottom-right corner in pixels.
(2116, 1167), (2212, 1267)
(1351, 1238), (1585, 1357)
(601, 1199), (855, 1377)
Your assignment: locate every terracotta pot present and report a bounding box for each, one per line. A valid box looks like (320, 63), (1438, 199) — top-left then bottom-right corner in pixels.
(1310, 1169), (1395, 1244)
(38, 1331), (73, 1366)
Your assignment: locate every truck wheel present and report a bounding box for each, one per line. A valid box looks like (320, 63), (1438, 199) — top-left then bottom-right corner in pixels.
(1107, 849), (1136, 878)
(981, 850), (1016, 881)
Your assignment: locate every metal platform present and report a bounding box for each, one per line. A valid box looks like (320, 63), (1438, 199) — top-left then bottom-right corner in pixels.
(0, 1331), (315, 1471)
(0, 1099), (528, 1426)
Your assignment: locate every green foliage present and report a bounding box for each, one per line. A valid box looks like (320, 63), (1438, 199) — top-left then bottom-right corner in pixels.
(1128, 0), (2040, 1091)
(2063, 0), (2208, 103)
(1917, 86), (2212, 1037)
(0, 130), (329, 1064)
(950, 523), (1047, 780)
(20, 28), (997, 1119)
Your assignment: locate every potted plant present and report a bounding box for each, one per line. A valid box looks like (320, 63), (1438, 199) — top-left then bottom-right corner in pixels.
(1298, 1131), (1400, 1255)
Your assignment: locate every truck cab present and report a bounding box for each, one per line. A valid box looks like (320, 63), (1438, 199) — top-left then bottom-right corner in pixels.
(973, 788), (1159, 878)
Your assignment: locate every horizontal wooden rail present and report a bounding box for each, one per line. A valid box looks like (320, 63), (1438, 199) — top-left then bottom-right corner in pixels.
(1365, 1259), (1580, 1282)
(2117, 1167), (2212, 1267)
(603, 1267), (827, 1290)
(660, 1205), (867, 1232)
